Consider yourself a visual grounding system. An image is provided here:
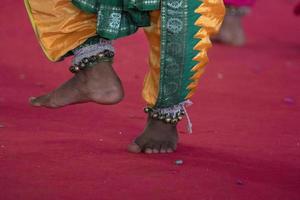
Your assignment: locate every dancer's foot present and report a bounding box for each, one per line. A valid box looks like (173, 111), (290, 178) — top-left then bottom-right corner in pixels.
(128, 117), (179, 154)
(212, 13), (246, 46)
(29, 62), (124, 108)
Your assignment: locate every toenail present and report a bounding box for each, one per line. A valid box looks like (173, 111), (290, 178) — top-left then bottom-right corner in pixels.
(145, 148), (153, 154)
(151, 149), (159, 153)
(128, 143), (142, 153)
(167, 148), (173, 153)
(175, 160), (184, 165)
(153, 149), (159, 153)
(160, 149), (167, 153)
(29, 97), (36, 101)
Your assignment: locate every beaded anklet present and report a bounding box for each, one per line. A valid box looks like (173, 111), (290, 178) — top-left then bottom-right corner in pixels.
(143, 100), (194, 133)
(144, 107), (185, 125)
(69, 50), (114, 73)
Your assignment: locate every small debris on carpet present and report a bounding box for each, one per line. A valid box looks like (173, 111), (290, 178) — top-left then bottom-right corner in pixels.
(236, 179), (244, 186)
(217, 73), (224, 79)
(283, 97), (295, 105)
(19, 74), (26, 80)
(175, 160), (184, 165)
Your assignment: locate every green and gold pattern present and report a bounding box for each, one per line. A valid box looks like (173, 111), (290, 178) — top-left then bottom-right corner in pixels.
(155, 0), (202, 108)
(155, 0), (225, 108)
(72, 0), (161, 39)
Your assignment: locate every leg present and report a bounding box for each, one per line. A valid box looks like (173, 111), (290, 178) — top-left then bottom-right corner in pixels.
(129, 1), (225, 154)
(213, 10), (246, 46)
(213, 0), (255, 46)
(128, 11), (178, 154)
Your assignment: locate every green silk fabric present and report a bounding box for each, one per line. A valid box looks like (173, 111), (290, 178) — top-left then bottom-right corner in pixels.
(72, 0), (160, 39)
(155, 0), (202, 108)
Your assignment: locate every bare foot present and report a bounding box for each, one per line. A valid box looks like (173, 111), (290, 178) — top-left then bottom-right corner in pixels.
(212, 14), (245, 46)
(128, 117), (179, 154)
(29, 62), (124, 108)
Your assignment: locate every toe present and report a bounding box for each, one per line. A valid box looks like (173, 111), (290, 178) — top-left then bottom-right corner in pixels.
(170, 141), (177, 151)
(143, 143), (154, 154)
(144, 148), (153, 154)
(29, 94), (50, 107)
(167, 142), (176, 153)
(152, 149), (159, 154)
(152, 143), (160, 154)
(29, 96), (48, 107)
(29, 97), (40, 106)
(167, 148), (174, 153)
(128, 142), (142, 153)
(160, 149), (167, 153)
(160, 143), (169, 154)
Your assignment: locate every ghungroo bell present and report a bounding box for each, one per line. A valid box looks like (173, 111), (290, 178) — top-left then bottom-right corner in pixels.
(69, 50), (114, 73)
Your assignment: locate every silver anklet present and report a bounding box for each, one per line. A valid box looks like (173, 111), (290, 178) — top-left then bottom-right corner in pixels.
(69, 50), (114, 73)
(144, 106), (185, 124)
(70, 38), (115, 73)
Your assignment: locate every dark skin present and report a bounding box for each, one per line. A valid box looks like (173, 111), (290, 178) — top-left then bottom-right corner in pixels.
(128, 116), (178, 154)
(30, 62), (178, 154)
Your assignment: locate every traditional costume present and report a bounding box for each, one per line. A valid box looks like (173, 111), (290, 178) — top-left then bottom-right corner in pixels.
(25, 0), (225, 130)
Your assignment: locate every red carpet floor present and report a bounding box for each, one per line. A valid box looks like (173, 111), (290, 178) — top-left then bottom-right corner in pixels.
(1, 1), (300, 199)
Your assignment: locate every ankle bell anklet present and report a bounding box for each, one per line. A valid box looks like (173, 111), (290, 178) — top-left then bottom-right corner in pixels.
(69, 50), (114, 73)
(143, 100), (193, 133)
(144, 107), (185, 124)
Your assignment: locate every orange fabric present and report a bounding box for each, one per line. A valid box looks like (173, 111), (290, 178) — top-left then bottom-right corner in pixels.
(24, 0), (97, 61)
(142, 11), (161, 107)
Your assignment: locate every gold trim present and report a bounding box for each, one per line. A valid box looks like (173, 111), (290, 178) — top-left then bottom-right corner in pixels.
(186, 0), (225, 99)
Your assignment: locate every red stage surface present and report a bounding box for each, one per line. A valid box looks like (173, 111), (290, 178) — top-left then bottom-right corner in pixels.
(0, 0), (300, 199)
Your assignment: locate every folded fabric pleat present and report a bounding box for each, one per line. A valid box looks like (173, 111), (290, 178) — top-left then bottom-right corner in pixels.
(25, 0), (98, 62)
(72, 0), (161, 39)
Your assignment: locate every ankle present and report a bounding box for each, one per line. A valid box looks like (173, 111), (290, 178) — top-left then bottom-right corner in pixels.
(148, 117), (178, 132)
(104, 86), (124, 104)
(88, 85), (124, 105)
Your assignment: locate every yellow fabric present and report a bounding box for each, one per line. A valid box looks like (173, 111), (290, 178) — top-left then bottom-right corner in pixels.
(142, 11), (161, 107)
(24, 0), (97, 62)
(142, 1), (225, 106)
